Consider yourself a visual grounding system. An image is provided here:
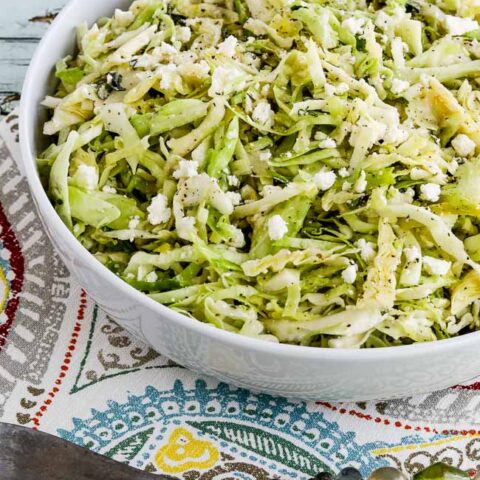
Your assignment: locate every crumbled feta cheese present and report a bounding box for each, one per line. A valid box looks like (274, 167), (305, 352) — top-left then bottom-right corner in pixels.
(128, 216), (140, 230)
(128, 216), (140, 242)
(259, 150), (272, 161)
(158, 42), (177, 56)
(350, 119), (387, 147)
(336, 82), (349, 94)
(261, 84), (270, 97)
(268, 215), (288, 241)
(357, 239), (375, 261)
(252, 100), (274, 128)
(226, 191), (242, 206)
(145, 271), (158, 283)
(172, 50), (197, 64)
(342, 181), (352, 191)
(158, 63), (178, 90)
(130, 54), (155, 69)
(74, 165), (98, 191)
(448, 159), (459, 175)
(391, 78), (410, 95)
(210, 184), (236, 215)
(176, 216), (196, 240)
(324, 83), (336, 96)
(384, 125), (409, 145)
(342, 17), (365, 35)
(173, 160), (199, 179)
(314, 131), (327, 141)
(444, 15), (479, 36)
(102, 185), (117, 194)
(227, 175), (239, 187)
(218, 35), (238, 57)
(375, 11), (391, 30)
(404, 187), (415, 203)
(354, 170), (367, 194)
(319, 138), (337, 149)
(452, 134), (476, 157)
(230, 227), (246, 248)
(147, 194), (171, 225)
(176, 26), (191, 43)
(313, 170), (337, 191)
(411, 167), (429, 180)
(208, 66), (246, 97)
(420, 183), (441, 202)
(404, 245), (421, 263)
(114, 9), (134, 27)
(245, 51), (261, 69)
(423, 256), (451, 276)
(342, 263), (357, 284)
(338, 167), (349, 178)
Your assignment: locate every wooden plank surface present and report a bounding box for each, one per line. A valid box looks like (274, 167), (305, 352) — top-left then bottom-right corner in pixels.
(0, 0), (68, 114)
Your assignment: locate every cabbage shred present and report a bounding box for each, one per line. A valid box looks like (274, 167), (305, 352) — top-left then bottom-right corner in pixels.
(39, 0), (480, 348)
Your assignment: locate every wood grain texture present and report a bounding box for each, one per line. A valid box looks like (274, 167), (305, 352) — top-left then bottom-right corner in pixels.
(0, 0), (68, 114)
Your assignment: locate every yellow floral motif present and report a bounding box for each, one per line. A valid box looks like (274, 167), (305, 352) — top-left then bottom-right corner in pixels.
(154, 427), (220, 474)
(0, 268), (9, 313)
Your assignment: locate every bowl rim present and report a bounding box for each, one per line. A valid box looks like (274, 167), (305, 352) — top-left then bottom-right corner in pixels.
(18, 0), (480, 363)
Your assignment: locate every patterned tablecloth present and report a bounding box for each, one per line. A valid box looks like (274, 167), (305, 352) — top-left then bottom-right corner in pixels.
(1, 111), (480, 479)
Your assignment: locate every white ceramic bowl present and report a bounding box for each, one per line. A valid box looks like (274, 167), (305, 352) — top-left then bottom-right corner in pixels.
(19, 0), (480, 401)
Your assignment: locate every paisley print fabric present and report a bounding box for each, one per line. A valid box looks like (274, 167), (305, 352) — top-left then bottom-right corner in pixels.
(0, 112), (479, 479)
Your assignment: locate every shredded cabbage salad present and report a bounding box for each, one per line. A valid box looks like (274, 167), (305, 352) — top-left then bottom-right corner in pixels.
(39, 0), (480, 348)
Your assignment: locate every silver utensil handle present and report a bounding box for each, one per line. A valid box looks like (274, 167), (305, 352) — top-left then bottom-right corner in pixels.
(0, 423), (177, 480)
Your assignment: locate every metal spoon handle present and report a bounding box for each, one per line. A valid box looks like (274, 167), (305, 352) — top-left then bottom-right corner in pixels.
(0, 423), (176, 480)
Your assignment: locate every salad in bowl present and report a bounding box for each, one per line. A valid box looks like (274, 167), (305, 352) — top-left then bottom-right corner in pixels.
(37, 0), (480, 351)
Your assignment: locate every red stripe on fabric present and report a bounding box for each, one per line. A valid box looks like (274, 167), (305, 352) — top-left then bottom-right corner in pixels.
(453, 382), (480, 391)
(31, 290), (88, 430)
(0, 202), (25, 348)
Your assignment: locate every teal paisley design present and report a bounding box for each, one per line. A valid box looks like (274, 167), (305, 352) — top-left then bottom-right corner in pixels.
(59, 380), (391, 478)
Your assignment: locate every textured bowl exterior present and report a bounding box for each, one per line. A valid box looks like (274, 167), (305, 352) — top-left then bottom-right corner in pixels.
(19, 0), (480, 401)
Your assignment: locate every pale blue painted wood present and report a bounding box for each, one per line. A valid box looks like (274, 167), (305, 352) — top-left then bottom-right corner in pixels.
(1, 1), (66, 38)
(0, 0), (68, 113)
(0, 39), (39, 92)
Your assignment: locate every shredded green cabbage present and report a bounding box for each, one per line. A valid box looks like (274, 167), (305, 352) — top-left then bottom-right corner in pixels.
(40, 0), (480, 348)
